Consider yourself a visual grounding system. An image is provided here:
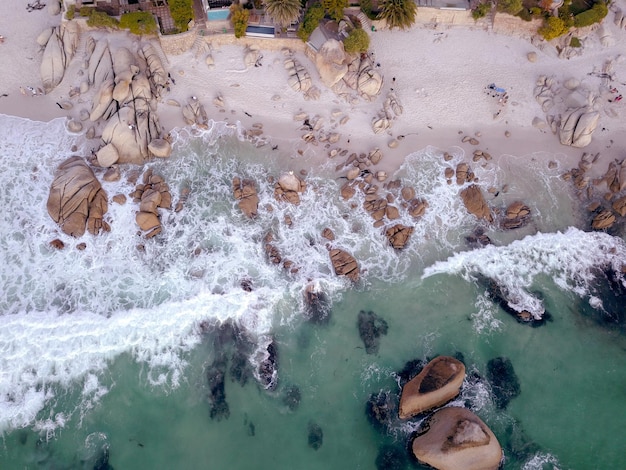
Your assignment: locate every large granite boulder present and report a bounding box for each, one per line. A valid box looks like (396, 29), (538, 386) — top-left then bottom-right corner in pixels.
(314, 39), (348, 88)
(559, 106), (600, 148)
(47, 156), (109, 237)
(501, 201), (531, 230)
(233, 176), (259, 218)
(40, 22), (79, 93)
(399, 356), (465, 419)
(329, 248), (360, 282)
(411, 407), (503, 470)
(285, 58), (312, 93)
(460, 185), (493, 222)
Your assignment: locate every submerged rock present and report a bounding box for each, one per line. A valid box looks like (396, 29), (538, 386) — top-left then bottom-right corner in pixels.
(411, 407), (503, 470)
(399, 356), (466, 419)
(357, 310), (388, 354)
(375, 444), (409, 470)
(307, 421), (323, 450)
(365, 391), (396, 432)
(487, 357), (521, 409)
(303, 282), (331, 323)
(282, 385), (302, 412)
(258, 339), (278, 390)
(207, 355), (230, 421)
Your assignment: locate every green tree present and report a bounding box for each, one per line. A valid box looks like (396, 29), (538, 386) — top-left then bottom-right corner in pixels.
(86, 11), (120, 29)
(230, 3), (250, 38)
(343, 28), (370, 53)
(169, 0), (194, 32)
(377, 0), (417, 30)
(322, 0), (348, 21)
(297, 2), (324, 41)
(264, 0), (302, 28)
(538, 15), (568, 40)
(497, 0), (523, 15)
(120, 11), (158, 35)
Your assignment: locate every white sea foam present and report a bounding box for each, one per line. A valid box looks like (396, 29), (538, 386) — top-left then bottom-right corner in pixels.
(0, 117), (458, 433)
(423, 228), (626, 317)
(522, 452), (562, 470)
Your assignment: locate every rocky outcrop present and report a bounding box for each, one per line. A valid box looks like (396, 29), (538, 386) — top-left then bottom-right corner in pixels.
(399, 356), (466, 419)
(182, 96), (209, 127)
(285, 57), (313, 93)
(591, 209), (616, 230)
(232, 176), (259, 218)
(460, 185), (493, 222)
(411, 407), (503, 470)
(274, 172), (306, 205)
(132, 169), (172, 238)
(314, 39), (348, 88)
(500, 201), (531, 230)
(47, 156), (109, 237)
(385, 224), (414, 250)
(357, 310), (388, 354)
(329, 248), (360, 282)
(559, 106), (600, 148)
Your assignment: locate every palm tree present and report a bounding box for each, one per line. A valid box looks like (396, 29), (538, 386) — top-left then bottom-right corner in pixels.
(264, 0), (302, 28)
(378, 0), (417, 30)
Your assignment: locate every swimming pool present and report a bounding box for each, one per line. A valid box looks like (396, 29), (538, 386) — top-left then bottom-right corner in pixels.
(207, 8), (230, 21)
(245, 25), (275, 37)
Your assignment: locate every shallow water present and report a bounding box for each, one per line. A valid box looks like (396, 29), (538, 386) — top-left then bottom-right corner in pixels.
(0, 115), (625, 469)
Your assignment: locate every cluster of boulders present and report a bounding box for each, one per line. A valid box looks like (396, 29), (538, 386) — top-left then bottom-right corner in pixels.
(130, 169), (172, 238)
(562, 153), (626, 230)
(372, 91), (403, 137)
(533, 75), (600, 148)
(398, 356), (503, 469)
(182, 95), (209, 127)
(47, 156), (109, 237)
(294, 110), (349, 147)
(232, 176), (259, 218)
(274, 172), (306, 205)
(445, 145), (532, 231)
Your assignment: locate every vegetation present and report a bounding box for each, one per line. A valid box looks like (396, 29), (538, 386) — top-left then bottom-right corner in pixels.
(297, 2), (325, 41)
(573, 1), (608, 27)
(65, 4), (75, 20)
(168, 0), (194, 32)
(360, 0), (378, 20)
(497, 0), (523, 16)
(120, 12), (158, 35)
(322, 0), (348, 21)
(79, 6), (95, 17)
(471, 2), (490, 19)
(538, 15), (568, 40)
(377, 0), (417, 30)
(230, 3), (250, 38)
(569, 36), (582, 47)
(265, 0), (302, 27)
(86, 11), (120, 29)
(343, 27), (370, 53)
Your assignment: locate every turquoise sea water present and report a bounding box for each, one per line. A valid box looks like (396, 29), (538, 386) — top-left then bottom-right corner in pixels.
(0, 115), (625, 469)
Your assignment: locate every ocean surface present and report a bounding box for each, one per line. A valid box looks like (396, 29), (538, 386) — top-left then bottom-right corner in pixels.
(0, 114), (625, 469)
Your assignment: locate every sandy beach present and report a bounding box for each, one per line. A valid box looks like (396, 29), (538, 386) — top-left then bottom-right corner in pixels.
(1, 1), (625, 181)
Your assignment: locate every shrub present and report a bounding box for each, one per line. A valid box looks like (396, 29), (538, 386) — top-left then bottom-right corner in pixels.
(65, 4), (75, 20)
(169, 0), (194, 32)
(343, 27), (370, 53)
(79, 6), (95, 17)
(360, 0), (378, 20)
(297, 2), (325, 41)
(230, 4), (250, 38)
(120, 11), (157, 35)
(570, 36), (582, 47)
(517, 8), (532, 21)
(86, 11), (120, 29)
(472, 2), (490, 20)
(538, 15), (568, 40)
(497, 0), (523, 16)
(573, 2), (608, 27)
(530, 6), (542, 16)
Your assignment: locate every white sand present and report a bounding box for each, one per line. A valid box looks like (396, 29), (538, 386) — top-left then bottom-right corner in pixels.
(1, 3), (625, 176)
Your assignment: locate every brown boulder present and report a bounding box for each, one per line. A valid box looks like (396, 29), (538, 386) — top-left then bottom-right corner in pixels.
(408, 198), (428, 218)
(612, 196), (626, 217)
(233, 176), (259, 218)
(47, 156), (108, 237)
(385, 224), (414, 250)
(386, 205), (400, 220)
(341, 182), (356, 200)
(591, 209), (616, 230)
(139, 188), (162, 214)
(401, 186), (416, 201)
(501, 201), (531, 230)
(456, 163), (470, 185)
(399, 356), (466, 419)
(460, 185), (493, 222)
(321, 228), (335, 241)
(412, 407), (502, 470)
(136, 211), (160, 231)
(329, 248), (359, 282)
